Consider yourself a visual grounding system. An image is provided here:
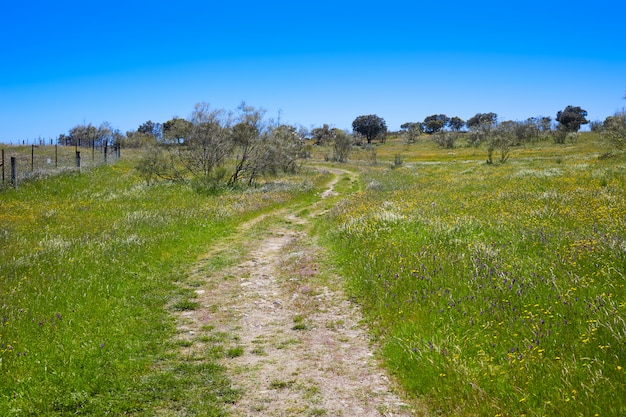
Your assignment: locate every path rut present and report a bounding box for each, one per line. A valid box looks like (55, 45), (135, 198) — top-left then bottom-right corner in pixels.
(174, 170), (414, 416)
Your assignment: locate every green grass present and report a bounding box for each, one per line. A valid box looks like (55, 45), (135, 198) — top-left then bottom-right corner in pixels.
(292, 315), (308, 331)
(4, 135), (624, 415)
(319, 134), (626, 416)
(0, 158), (327, 415)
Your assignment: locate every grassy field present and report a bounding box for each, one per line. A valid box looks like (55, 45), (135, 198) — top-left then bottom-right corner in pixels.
(319, 133), (626, 416)
(0, 156), (326, 415)
(1, 134), (625, 416)
(1, 144), (117, 188)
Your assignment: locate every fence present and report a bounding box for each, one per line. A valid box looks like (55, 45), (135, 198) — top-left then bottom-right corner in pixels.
(0, 144), (120, 189)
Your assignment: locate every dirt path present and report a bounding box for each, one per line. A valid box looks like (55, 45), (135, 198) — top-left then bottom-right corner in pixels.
(174, 169), (414, 416)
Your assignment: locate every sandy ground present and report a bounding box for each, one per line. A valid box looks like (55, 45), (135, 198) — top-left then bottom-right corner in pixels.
(173, 171), (416, 416)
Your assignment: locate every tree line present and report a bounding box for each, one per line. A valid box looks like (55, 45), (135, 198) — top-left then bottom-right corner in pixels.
(135, 103), (304, 188)
(54, 101), (626, 186)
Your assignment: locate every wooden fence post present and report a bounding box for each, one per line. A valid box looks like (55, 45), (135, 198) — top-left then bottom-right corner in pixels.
(1, 149), (4, 187)
(11, 156), (17, 189)
(76, 151), (81, 168)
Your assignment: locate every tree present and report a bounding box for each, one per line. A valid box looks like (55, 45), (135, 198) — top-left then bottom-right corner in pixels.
(431, 131), (459, 148)
(448, 116), (465, 132)
(466, 112), (498, 129)
(589, 120), (604, 132)
(333, 130), (353, 162)
(422, 114), (449, 134)
(182, 103), (233, 183)
(352, 115), (387, 144)
(488, 122), (516, 163)
(60, 123), (112, 147)
(556, 105), (588, 133)
(96, 122), (115, 147)
(400, 122), (422, 144)
(603, 112), (626, 149)
(466, 113), (498, 147)
(136, 144), (169, 185)
(229, 102), (267, 186)
(311, 124), (335, 145)
(137, 120), (162, 141)
(262, 125), (303, 174)
(163, 117), (193, 145)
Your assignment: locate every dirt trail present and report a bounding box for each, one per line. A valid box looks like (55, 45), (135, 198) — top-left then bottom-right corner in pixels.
(175, 169), (414, 416)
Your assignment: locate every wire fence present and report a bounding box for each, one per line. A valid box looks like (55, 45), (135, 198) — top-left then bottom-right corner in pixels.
(0, 144), (120, 189)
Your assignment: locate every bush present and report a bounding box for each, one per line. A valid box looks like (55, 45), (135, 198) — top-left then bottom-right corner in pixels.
(603, 113), (626, 149)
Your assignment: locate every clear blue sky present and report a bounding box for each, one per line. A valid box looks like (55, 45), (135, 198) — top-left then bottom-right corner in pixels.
(1, 0), (625, 143)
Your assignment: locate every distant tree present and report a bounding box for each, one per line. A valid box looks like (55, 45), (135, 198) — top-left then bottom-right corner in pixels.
(535, 116), (552, 141)
(311, 124), (335, 145)
(466, 113), (498, 147)
(448, 116), (465, 132)
(422, 114), (449, 134)
(163, 117), (193, 145)
(262, 124), (303, 174)
(352, 115), (387, 144)
(333, 130), (353, 162)
(184, 103), (233, 181)
(540, 116), (552, 130)
(466, 112), (498, 129)
(96, 122), (115, 147)
(400, 122), (422, 144)
(230, 102), (267, 186)
(137, 120), (163, 142)
(111, 129), (125, 146)
(523, 116), (551, 142)
(71, 123), (97, 147)
(431, 131), (459, 149)
(136, 144), (169, 185)
(489, 122), (516, 163)
(556, 105), (588, 133)
(603, 112), (626, 149)
(503, 120), (535, 145)
(589, 120), (604, 132)
(521, 118), (541, 142)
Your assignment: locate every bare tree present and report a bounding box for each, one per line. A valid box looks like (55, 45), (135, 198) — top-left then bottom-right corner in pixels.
(400, 122), (422, 144)
(264, 125), (303, 173)
(431, 131), (459, 149)
(333, 130), (353, 162)
(229, 103), (266, 186)
(311, 124), (335, 145)
(183, 103), (233, 182)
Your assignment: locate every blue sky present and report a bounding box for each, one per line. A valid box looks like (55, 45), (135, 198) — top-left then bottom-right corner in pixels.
(1, 0), (625, 143)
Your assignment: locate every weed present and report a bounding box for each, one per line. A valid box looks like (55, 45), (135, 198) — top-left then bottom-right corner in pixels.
(269, 379), (295, 389)
(292, 315), (308, 330)
(172, 299), (200, 311)
(226, 346), (245, 358)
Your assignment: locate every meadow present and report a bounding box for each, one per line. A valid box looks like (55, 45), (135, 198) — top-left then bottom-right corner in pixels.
(320, 134), (626, 416)
(0, 155), (325, 415)
(1, 144), (117, 188)
(1, 133), (625, 416)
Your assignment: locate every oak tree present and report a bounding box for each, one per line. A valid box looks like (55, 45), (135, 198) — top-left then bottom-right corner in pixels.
(556, 106), (588, 133)
(422, 114), (449, 134)
(352, 115), (387, 144)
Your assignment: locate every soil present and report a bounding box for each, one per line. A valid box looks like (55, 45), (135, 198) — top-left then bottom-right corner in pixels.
(173, 170), (416, 416)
